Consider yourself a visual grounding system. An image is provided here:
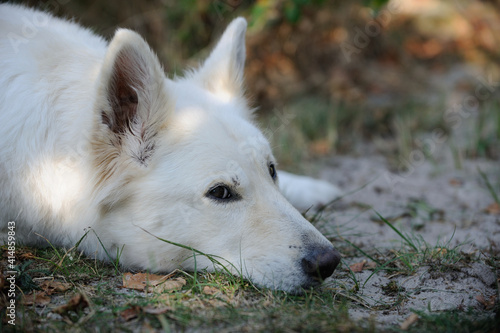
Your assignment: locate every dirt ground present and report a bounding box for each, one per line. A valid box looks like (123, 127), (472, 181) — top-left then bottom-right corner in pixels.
(316, 151), (499, 326)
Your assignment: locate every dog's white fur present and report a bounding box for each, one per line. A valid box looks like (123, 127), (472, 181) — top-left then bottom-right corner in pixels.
(0, 4), (341, 292)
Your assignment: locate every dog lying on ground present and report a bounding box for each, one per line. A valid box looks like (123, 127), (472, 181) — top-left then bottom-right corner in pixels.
(0, 4), (341, 292)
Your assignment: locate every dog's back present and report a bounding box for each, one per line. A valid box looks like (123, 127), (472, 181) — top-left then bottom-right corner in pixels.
(0, 5), (106, 244)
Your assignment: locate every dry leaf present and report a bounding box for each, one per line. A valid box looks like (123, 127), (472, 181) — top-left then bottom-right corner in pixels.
(154, 277), (186, 293)
(22, 291), (51, 306)
(20, 252), (36, 260)
(53, 293), (89, 315)
(123, 272), (166, 290)
(448, 178), (463, 187)
(310, 139), (331, 156)
(349, 260), (366, 273)
(476, 294), (496, 310)
(123, 272), (186, 292)
(203, 286), (220, 295)
(400, 313), (419, 330)
(40, 280), (72, 295)
(432, 248), (448, 257)
(484, 202), (500, 215)
(120, 305), (141, 321)
(405, 38), (443, 59)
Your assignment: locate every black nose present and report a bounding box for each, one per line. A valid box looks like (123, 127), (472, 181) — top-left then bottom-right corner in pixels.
(301, 246), (341, 281)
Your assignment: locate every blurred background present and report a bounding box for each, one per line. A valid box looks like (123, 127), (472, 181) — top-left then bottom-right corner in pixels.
(12, 0), (500, 171)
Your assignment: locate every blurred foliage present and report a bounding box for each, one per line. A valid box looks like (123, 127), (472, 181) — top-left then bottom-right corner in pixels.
(10, 0), (500, 162)
(363, 0), (390, 11)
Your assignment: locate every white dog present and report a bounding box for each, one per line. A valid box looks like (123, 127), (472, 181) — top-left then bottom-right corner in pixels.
(0, 4), (341, 292)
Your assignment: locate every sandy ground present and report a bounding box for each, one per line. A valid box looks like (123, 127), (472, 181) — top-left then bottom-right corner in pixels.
(316, 152), (499, 326)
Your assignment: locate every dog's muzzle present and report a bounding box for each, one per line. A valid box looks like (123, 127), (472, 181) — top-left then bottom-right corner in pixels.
(301, 246), (341, 282)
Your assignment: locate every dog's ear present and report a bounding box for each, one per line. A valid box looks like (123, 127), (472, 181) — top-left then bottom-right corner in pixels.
(95, 29), (171, 170)
(194, 17), (247, 100)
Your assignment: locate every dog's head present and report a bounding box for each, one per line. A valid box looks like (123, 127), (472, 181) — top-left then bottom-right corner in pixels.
(91, 18), (340, 292)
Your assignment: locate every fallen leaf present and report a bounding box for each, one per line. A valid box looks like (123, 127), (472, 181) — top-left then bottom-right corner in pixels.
(22, 291), (51, 306)
(448, 178), (463, 187)
(20, 252), (36, 260)
(432, 248), (448, 257)
(120, 305), (141, 321)
(310, 139), (332, 156)
(400, 313), (419, 330)
(53, 293), (89, 314)
(123, 272), (186, 292)
(476, 294), (496, 310)
(154, 278), (186, 293)
(203, 286), (220, 295)
(484, 202), (500, 215)
(40, 280), (72, 295)
(405, 38), (443, 59)
(123, 272), (165, 290)
(349, 260), (366, 273)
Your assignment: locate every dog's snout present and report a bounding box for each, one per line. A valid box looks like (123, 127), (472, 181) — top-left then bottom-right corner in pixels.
(301, 246), (341, 281)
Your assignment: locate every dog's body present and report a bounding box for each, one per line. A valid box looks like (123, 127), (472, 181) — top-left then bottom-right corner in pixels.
(0, 4), (341, 292)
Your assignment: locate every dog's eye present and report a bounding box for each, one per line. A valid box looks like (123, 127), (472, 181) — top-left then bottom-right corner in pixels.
(208, 185), (232, 200)
(269, 163), (277, 180)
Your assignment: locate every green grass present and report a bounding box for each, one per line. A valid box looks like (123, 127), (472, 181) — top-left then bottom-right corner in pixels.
(405, 308), (500, 333)
(478, 166), (500, 205)
(0, 246), (368, 332)
(362, 212), (473, 276)
(2, 204), (498, 333)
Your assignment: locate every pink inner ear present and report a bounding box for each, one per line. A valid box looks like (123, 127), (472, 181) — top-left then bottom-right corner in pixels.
(102, 48), (144, 135)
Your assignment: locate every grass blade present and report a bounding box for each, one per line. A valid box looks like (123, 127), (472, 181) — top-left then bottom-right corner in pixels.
(477, 167), (499, 204)
(91, 229), (121, 274)
(138, 227), (237, 278)
(375, 212), (418, 252)
(342, 238), (381, 265)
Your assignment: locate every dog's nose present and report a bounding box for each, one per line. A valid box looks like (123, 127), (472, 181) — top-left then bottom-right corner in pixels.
(301, 246), (341, 281)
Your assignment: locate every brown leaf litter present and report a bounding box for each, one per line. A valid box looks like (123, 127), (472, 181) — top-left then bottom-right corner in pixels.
(122, 272), (186, 293)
